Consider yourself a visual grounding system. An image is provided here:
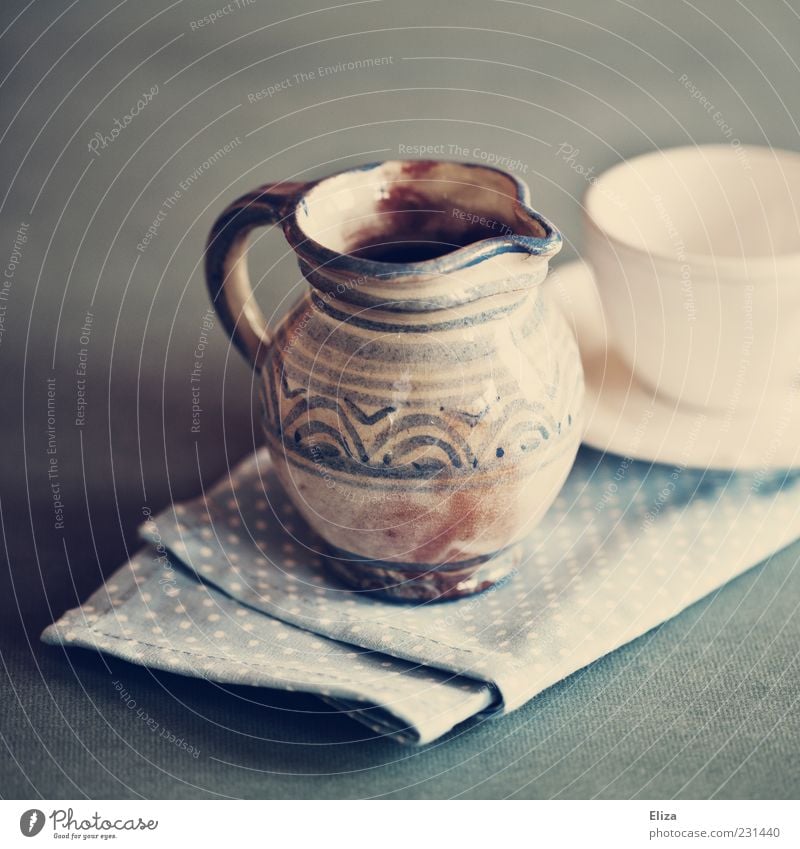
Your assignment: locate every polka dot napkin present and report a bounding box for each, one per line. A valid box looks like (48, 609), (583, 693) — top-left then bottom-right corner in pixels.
(42, 448), (800, 744)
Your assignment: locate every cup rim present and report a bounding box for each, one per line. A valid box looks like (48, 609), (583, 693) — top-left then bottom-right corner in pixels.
(584, 144), (800, 274)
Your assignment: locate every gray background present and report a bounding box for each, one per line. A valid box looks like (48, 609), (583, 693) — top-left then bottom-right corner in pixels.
(1, 0), (798, 799)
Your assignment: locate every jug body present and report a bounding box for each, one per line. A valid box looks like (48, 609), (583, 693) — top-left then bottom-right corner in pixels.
(262, 280), (583, 599)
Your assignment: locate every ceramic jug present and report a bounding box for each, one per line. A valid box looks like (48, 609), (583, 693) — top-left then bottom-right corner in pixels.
(205, 160), (584, 600)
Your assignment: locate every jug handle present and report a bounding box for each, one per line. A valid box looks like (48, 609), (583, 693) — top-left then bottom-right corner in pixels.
(204, 181), (307, 371)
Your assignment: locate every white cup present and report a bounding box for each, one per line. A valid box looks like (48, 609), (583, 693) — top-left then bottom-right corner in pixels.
(584, 144), (800, 412)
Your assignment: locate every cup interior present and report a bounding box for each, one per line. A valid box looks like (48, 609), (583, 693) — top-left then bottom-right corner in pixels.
(586, 145), (800, 263)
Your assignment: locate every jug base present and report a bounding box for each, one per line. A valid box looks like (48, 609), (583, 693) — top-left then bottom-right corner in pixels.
(323, 543), (522, 602)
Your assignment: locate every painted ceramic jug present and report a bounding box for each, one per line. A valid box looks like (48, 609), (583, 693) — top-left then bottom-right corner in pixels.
(205, 160), (584, 600)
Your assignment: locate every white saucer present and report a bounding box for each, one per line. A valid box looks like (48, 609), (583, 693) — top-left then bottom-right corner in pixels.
(550, 260), (800, 471)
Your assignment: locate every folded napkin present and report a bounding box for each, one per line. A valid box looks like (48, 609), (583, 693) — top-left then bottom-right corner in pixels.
(43, 448), (800, 744)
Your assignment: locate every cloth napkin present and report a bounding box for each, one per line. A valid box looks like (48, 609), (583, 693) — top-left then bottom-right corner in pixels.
(43, 448), (800, 744)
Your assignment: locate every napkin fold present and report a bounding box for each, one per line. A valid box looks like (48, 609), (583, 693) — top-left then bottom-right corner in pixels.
(43, 549), (493, 743)
(43, 448), (800, 744)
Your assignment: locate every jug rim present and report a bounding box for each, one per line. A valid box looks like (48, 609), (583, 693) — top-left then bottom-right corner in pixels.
(278, 160), (562, 283)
